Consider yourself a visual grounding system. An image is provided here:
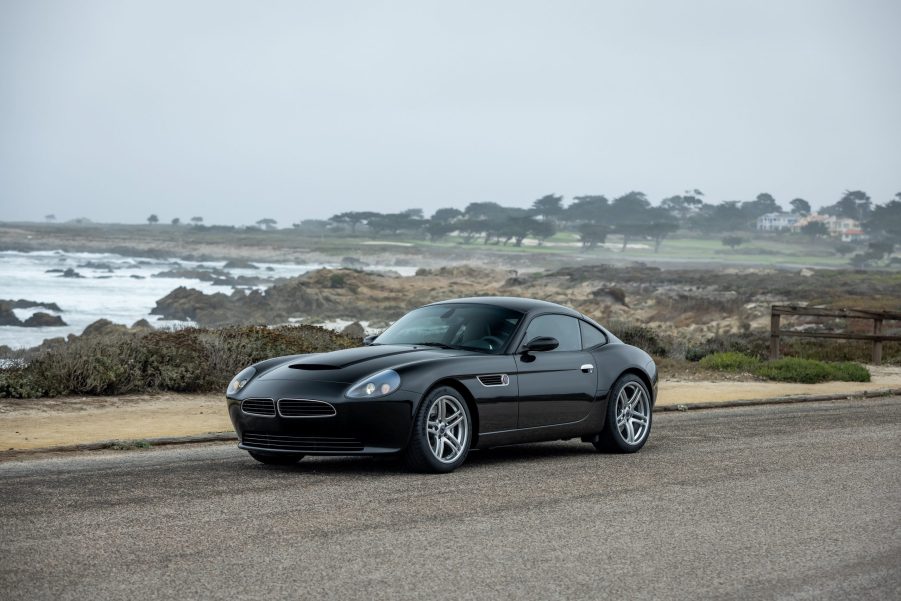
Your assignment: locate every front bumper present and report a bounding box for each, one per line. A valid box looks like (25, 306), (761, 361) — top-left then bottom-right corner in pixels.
(227, 379), (416, 455)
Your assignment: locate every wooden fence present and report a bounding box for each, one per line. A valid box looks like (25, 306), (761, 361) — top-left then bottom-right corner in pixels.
(770, 305), (901, 363)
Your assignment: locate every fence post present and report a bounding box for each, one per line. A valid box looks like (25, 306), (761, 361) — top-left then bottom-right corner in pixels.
(873, 318), (883, 364)
(770, 310), (781, 360)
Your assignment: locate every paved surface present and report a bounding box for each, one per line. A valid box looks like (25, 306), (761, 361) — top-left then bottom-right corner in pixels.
(1, 398), (899, 600)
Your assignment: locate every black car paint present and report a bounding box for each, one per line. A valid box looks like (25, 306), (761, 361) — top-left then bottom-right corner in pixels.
(226, 297), (657, 456)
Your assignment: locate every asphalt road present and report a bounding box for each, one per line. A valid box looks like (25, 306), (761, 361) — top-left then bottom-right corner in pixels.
(1, 398), (899, 601)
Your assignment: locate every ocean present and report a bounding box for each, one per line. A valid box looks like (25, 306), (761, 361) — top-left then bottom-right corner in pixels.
(0, 250), (414, 349)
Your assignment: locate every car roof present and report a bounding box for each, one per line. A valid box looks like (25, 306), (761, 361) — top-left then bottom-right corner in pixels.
(426, 296), (583, 317)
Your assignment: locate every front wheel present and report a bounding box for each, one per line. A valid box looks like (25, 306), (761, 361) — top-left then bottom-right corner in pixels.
(404, 387), (472, 473)
(248, 451), (304, 465)
(593, 375), (652, 453)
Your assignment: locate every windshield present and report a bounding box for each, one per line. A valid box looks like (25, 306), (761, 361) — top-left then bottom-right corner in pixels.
(374, 304), (523, 353)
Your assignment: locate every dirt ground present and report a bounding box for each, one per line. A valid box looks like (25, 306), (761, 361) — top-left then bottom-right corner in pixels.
(2, 366), (901, 451)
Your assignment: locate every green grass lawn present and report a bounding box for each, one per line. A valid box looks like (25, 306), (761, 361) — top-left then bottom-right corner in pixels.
(382, 233), (854, 267)
(617, 236), (850, 267)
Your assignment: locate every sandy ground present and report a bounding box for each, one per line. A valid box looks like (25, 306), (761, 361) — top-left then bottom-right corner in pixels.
(2, 366), (901, 451)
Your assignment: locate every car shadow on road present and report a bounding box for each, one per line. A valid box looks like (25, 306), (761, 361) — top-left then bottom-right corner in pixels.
(242, 440), (601, 475)
(467, 441), (599, 468)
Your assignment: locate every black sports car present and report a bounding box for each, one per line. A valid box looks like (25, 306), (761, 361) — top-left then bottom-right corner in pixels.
(226, 297), (657, 473)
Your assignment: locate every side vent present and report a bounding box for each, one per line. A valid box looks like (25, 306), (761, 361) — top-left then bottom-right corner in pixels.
(477, 374), (509, 387)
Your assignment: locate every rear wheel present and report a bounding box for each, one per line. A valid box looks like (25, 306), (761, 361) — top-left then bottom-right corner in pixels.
(404, 386), (472, 473)
(248, 451), (304, 465)
(593, 374), (652, 453)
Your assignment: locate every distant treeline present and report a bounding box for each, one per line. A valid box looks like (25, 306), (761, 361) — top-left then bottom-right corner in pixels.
(126, 188), (901, 256)
(322, 190), (901, 253)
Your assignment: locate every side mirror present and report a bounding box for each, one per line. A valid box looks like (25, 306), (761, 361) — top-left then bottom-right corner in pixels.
(522, 336), (559, 353)
(362, 334), (378, 346)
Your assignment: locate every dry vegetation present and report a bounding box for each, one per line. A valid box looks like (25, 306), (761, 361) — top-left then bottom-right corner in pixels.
(0, 325), (356, 398)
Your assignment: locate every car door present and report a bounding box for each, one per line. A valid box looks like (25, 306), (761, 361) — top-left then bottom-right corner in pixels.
(515, 314), (597, 428)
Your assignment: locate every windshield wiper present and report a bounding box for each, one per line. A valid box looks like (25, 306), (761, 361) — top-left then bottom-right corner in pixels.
(407, 341), (459, 350)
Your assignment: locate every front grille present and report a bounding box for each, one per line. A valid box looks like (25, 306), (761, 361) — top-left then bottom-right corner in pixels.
(277, 398), (337, 418)
(242, 432), (364, 453)
(478, 374), (509, 387)
(241, 398), (276, 416)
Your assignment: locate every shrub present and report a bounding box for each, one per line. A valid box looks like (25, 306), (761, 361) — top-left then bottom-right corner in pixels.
(752, 358), (870, 384)
(697, 352), (871, 383)
(328, 272), (347, 288)
(607, 320), (670, 357)
(685, 333), (769, 362)
(699, 351), (761, 372)
(0, 324), (358, 398)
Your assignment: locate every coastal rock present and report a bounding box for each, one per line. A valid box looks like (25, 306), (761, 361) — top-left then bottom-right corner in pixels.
(36, 337), (67, 351)
(81, 319), (128, 337)
(131, 319), (153, 330)
(341, 321), (365, 338)
(60, 268), (84, 278)
(150, 286), (236, 323)
(152, 267), (230, 281)
(149, 267), (508, 327)
(341, 257), (369, 268)
(502, 276), (529, 287)
(0, 307), (23, 326)
(415, 265), (495, 279)
(223, 260), (259, 269)
(592, 287), (628, 306)
(1, 299), (64, 312)
(210, 275), (269, 287)
(77, 261), (114, 271)
(23, 312), (67, 327)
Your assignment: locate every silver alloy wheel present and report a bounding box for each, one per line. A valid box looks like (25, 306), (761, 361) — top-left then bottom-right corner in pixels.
(426, 395), (468, 464)
(615, 382), (650, 445)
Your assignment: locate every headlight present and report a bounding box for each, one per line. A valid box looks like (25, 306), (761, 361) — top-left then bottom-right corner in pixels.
(227, 366), (256, 395)
(346, 369), (401, 399)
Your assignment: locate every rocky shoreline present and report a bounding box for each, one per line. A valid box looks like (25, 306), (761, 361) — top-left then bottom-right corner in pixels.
(148, 263), (901, 342)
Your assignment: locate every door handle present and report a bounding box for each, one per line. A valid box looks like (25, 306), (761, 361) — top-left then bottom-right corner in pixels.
(581, 364), (594, 374)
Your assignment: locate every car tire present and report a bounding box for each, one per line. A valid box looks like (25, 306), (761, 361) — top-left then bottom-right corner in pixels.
(404, 386), (472, 473)
(593, 374), (652, 453)
(248, 451), (304, 465)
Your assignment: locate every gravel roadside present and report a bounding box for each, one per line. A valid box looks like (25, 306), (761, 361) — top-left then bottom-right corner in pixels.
(3, 370), (901, 451)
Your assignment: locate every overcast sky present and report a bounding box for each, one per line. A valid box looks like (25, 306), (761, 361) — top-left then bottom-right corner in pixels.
(1, 0), (899, 226)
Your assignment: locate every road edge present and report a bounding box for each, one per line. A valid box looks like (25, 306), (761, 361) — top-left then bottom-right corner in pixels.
(3, 387), (900, 460)
(656, 387), (901, 411)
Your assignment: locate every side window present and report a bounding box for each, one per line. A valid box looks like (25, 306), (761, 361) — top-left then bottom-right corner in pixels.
(523, 314), (581, 352)
(580, 320), (607, 349)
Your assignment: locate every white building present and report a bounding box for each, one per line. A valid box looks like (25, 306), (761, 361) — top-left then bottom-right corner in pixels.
(756, 212), (799, 231)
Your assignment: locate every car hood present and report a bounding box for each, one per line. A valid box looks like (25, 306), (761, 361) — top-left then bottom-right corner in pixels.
(254, 344), (467, 384)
